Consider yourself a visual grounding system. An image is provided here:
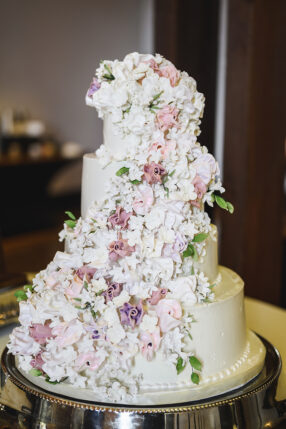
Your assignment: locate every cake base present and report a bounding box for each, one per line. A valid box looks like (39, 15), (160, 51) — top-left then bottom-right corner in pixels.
(16, 330), (265, 406)
(1, 335), (285, 429)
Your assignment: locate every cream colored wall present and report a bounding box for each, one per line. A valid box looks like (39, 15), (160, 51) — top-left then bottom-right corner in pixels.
(0, 0), (154, 150)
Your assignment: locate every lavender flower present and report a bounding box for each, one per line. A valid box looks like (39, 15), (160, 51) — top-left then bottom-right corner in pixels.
(119, 301), (143, 328)
(102, 282), (122, 303)
(108, 206), (132, 230)
(87, 77), (101, 97)
(143, 162), (167, 184)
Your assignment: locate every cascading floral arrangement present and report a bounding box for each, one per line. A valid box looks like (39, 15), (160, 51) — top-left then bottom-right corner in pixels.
(8, 53), (233, 402)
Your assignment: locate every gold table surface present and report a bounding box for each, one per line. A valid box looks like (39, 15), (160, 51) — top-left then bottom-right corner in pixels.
(0, 296), (285, 400)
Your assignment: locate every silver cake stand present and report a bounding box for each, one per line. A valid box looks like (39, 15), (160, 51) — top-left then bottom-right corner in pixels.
(0, 336), (285, 429)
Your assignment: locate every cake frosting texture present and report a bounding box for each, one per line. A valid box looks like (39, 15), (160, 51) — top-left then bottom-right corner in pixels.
(8, 52), (265, 404)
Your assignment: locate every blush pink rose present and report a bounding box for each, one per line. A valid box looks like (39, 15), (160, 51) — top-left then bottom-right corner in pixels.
(190, 175), (207, 208)
(143, 162), (167, 184)
(52, 320), (82, 347)
(159, 65), (180, 87)
(108, 206), (132, 230)
(192, 154), (218, 185)
(75, 351), (101, 371)
(148, 288), (168, 305)
(140, 327), (161, 361)
(30, 352), (45, 370)
(156, 105), (179, 132)
(65, 275), (84, 299)
(133, 184), (154, 215)
(29, 323), (53, 345)
(149, 140), (176, 160)
(108, 239), (135, 262)
(156, 299), (182, 333)
(145, 58), (161, 73)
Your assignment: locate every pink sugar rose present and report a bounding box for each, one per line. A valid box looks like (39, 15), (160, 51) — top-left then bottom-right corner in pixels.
(108, 238), (135, 262)
(108, 206), (132, 230)
(46, 273), (59, 289)
(52, 320), (82, 347)
(75, 351), (101, 371)
(148, 288), (168, 305)
(190, 175), (207, 208)
(140, 327), (161, 361)
(30, 352), (45, 370)
(76, 266), (97, 282)
(159, 65), (180, 87)
(29, 323), (53, 345)
(149, 140), (176, 160)
(156, 105), (179, 132)
(192, 153), (218, 185)
(145, 58), (161, 73)
(143, 162), (167, 185)
(65, 275), (84, 299)
(156, 299), (182, 333)
(133, 184), (154, 215)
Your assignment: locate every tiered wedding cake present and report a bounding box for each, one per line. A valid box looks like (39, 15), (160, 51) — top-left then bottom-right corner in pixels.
(8, 53), (265, 404)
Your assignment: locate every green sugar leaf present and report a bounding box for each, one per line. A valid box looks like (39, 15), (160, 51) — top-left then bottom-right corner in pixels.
(130, 179), (141, 185)
(169, 169), (176, 177)
(29, 368), (42, 377)
(116, 167), (130, 176)
(152, 90), (164, 101)
(189, 356), (202, 372)
(65, 211), (76, 220)
(188, 332), (193, 340)
(215, 195), (228, 210)
(65, 220), (76, 229)
(23, 284), (33, 292)
(14, 290), (28, 302)
(191, 372), (200, 385)
(192, 233), (208, 243)
(226, 201), (234, 214)
(83, 281), (88, 290)
(176, 357), (185, 375)
(191, 266), (195, 275)
(183, 243), (198, 261)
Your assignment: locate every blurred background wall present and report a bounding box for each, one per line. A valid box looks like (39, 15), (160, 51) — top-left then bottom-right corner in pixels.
(0, 0), (153, 150)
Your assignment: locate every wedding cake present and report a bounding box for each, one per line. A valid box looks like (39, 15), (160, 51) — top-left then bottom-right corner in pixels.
(8, 53), (265, 405)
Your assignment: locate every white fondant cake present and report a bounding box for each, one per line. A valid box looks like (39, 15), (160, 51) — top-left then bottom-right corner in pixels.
(8, 52), (265, 404)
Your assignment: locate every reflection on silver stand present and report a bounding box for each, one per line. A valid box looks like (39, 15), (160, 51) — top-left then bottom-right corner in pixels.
(0, 336), (285, 429)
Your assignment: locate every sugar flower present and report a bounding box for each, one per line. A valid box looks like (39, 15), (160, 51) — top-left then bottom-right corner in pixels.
(149, 140), (176, 160)
(108, 206), (132, 229)
(65, 275), (84, 299)
(108, 239), (135, 262)
(52, 320), (83, 347)
(87, 77), (101, 97)
(192, 153), (218, 185)
(140, 327), (161, 361)
(148, 288), (168, 305)
(156, 105), (179, 132)
(76, 265), (97, 282)
(29, 323), (53, 345)
(75, 351), (101, 371)
(143, 162), (167, 184)
(102, 282), (122, 302)
(159, 64), (180, 87)
(119, 301), (143, 328)
(133, 184), (154, 215)
(190, 175), (207, 208)
(156, 299), (182, 333)
(30, 352), (45, 370)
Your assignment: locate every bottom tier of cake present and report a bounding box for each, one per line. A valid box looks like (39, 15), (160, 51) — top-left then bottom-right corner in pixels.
(16, 329), (265, 405)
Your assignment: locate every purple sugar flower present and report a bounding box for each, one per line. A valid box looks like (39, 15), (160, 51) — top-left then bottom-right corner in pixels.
(76, 266), (97, 282)
(102, 282), (122, 303)
(162, 234), (188, 263)
(87, 77), (101, 97)
(108, 206), (132, 230)
(108, 239), (135, 262)
(148, 288), (168, 305)
(143, 162), (167, 184)
(119, 301), (143, 329)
